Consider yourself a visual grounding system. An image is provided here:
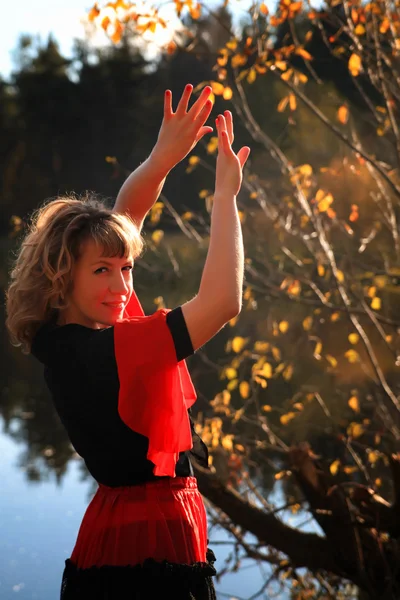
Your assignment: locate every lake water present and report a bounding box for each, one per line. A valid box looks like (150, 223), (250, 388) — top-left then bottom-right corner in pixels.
(0, 412), (287, 600)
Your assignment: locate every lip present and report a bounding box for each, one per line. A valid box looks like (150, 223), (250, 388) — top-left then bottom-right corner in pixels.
(103, 302), (125, 309)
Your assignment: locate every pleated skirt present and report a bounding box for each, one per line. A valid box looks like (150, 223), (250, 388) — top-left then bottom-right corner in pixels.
(60, 476), (217, 599)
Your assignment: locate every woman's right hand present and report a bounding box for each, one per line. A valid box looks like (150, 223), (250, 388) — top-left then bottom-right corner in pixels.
(215, 111), (250, 197)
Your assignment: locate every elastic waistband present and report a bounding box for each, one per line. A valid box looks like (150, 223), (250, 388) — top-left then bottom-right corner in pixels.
(97, 476), (198, 495)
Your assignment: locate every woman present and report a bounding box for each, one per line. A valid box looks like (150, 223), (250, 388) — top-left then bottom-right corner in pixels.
(5, 84), (250, 599)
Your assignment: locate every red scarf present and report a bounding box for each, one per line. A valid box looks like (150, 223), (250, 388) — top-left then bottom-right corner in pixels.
(114, 290), (197, 477)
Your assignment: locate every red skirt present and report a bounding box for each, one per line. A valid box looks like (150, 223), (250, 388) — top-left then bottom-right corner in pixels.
(70, 476), (208, 568)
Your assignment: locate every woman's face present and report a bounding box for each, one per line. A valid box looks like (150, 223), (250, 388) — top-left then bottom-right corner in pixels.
(59, 238), (133, 329)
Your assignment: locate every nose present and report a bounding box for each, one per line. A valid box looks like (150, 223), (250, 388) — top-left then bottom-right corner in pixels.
(109, 271), (130, 295)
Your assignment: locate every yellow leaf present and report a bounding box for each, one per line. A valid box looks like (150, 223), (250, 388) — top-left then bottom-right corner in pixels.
(293, 402), (303, 411)
(239, 381), (250, 399)
(272, 347), (281, 361)
(318, 264), (325, 277)
(259, 362), (273, 378)
(348, 396), (360, 412)
(380, 17), (390, 34)
(274, 470), (288, 480)
(277, 96), (289, 112)
(223, 86), (233, 100)
(318, 193), (334, 212)
(189, 155), (200, 165)
(345, 349), (360, 363)
(262, 404), (272, 412)
(279, 321), (289, 333)
(232, 336), (248, 353)
(226, 39), (238, 51)
(355, 24), (365, 35)
(210, 81), (224, 95)
(280, 412), (296, 425)
(206, 137), (218, 154)
(281, 69), (293, 81)
(275, 60), (287, 71)
(375, 477), (382, 487)
(347, 422), (364, 438)
(326, 354), (338, 367)
(247, 68), (257, 84)
(368, 451), (379, 465)
(231, 53), (248, 68)
(151, 230), (164, 245)
(289, 92), (297, 111)
(330, 459), (340, 475)
(374, 275), (387, 288)
(229, 315), (238, 327)
(336, 270), (345, 283)
(221, 434), (234, 451)
(337, 105), (349, 124)
(298, 164), (313, 176)
(303, 316), (313, 331)
(367, 285), (377, 298)
(227, 379), (238, 391)
(295, 48), (313, 60)
(348, 53), (362, 77)
(343, 465), (358, 474)
(254, 341), (269, 353)
(225, 367), (237, 380)
(283, 364), (293, 380)
(348, 333), (359, 345)
(314, 342), (322, 358)
(254, 375), (268, 388)
(371, 297), (381, 310)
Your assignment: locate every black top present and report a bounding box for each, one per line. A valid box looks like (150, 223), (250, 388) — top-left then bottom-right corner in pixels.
(31, 307), (209, 486)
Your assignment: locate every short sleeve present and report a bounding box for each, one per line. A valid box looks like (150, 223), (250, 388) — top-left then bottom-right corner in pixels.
(114, 308), (197, 478)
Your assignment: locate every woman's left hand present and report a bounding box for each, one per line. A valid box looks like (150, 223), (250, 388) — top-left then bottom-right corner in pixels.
(150, 84), (213, 174)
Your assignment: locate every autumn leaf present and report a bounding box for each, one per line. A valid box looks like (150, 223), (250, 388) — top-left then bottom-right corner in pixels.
(371, 297), (381, 310)
(262, 404), (272, 412)
(303, 316), (313, 331)
(347, 422), (364, 438)
(289, 92), (297, 111)
(345, 349), (360, 363)
(223, 86), (233, 100)
(151, 230), (164, 245)
(277, 96), (289, 112)
(295, 48), (313, 60)
(88, 3), (100, 21)
(280, 412), (296, 425)
(232, 336), (248, 353)
(260, 2), (269, 15)
(210, 81), (224, 95)
(279, 320), (289, 333)
(337, 105), (349, 124)
(348, 53), (362, 77)
(239, 381), (250, 399)
(348, 333), (359, 345)
(348, 396), (360, 412)
(206, 137), (218, 154)
(325, 354), (338, 367)
(330, 459), (340, 475)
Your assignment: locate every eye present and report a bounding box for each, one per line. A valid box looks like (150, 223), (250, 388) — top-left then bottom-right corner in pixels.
(123, 265), (133, 272)
(94, 267), (108, 274)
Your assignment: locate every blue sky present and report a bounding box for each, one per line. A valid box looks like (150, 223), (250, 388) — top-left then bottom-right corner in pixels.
(2, 0), (255, 79)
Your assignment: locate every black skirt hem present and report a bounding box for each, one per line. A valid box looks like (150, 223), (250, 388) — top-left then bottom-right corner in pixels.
(60, 549), (217, 599)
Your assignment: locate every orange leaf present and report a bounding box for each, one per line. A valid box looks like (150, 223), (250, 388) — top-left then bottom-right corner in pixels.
(380, 18), (390, 34)
(88, 4), (100, 21)
(260, 2), (269, 15)
(110, 20), (123, 43)
(337, 105), (349, 124)
(101, 16), (111, 30)
(348, 53), (362, 77)
(289, 92), (297, 111)
(223, 86), (233, 100)
(277, 96), (289, 112)
(210, 81), (225, 95)
(295, 48), (313, 60)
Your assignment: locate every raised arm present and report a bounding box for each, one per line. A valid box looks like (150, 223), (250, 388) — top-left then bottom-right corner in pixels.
(112, 84), (213, 230)
(181, 112), (250, 351)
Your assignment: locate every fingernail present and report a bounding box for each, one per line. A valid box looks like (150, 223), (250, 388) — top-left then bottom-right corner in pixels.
(186, 84), (193, 91)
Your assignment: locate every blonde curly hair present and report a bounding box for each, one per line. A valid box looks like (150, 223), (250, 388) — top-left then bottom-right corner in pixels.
(5, 194), (144, 354)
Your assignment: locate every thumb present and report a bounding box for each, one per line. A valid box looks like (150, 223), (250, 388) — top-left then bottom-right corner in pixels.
(237, 146), (250, 169)
(195, 126), (214, 143)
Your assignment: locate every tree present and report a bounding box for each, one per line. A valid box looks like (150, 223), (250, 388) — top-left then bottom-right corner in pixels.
(86, 1), (400, 598)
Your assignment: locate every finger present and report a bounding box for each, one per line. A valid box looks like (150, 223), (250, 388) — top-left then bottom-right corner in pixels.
(194, 99), (213, 127)
(175, 84), (193, 115)
(220, 130), (231, 153)
(164, 89), (173, 118)
(189, 85), (212, 119)
(224, 110), (234, 144)
(237, 146), (251, 168)
(195, 126), (213, 143)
